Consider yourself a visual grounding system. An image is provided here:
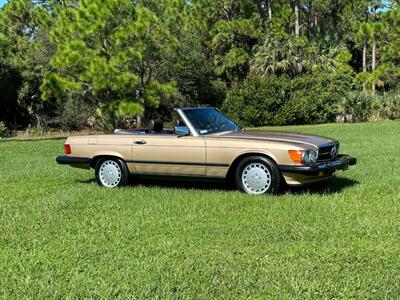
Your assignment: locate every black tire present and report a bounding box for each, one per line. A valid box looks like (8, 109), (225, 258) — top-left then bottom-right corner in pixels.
(95, 157), (129, 188)
(235, 156), (281, 195)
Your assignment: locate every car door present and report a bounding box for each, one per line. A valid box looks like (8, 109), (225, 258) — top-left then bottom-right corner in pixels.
(132, 134), (206, 176)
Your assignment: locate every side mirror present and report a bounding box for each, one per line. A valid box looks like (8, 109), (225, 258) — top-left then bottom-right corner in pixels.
(174, 126), (190, 136)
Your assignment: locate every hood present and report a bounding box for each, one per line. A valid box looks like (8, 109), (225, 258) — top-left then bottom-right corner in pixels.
(215, 129), (337, 148)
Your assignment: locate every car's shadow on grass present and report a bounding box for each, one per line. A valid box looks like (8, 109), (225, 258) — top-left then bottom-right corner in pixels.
(78, 176), (359, 195)
(286, 177), (359, 195)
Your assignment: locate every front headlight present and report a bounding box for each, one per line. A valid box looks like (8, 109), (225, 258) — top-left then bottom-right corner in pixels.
(289, 149), (318, 164)
(302, 149), (318, 164)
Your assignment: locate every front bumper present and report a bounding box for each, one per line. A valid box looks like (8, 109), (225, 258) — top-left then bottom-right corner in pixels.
(279, 154), (357, 176)
(56, 156), (91, 169)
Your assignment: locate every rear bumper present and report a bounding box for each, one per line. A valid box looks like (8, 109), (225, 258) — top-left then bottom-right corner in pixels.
(279, 154), (357, 176)
(56, 156), (91, 169)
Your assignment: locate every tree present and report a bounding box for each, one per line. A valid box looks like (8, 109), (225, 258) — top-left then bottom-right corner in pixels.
(355, 23), (372, 90)
(374, 3), (400, 89)
(41, 0), (177, 128)
(294, 0), (300, 38)
(0, 0), (54, 128)
(206, 0), (261, 85)
(250, 35), (351, 77)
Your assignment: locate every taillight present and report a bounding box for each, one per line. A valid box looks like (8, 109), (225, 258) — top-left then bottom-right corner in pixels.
(64, 144), (71, 154)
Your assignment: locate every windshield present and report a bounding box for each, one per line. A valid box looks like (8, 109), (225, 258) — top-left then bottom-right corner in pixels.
(183, 108), (240, 135)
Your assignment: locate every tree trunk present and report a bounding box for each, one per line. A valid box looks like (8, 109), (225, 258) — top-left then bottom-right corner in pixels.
(136, 115), (142, 129)
(294, 0), (300, 38)
(307, 1), (313, 40)
(267, 0), (272, 29)
(371, 0), (378, 95)
(256, 0), (268, 33)
(136, 87), (145, 129)
(363, 44), (367, 91)
(372, 42), (376, 94)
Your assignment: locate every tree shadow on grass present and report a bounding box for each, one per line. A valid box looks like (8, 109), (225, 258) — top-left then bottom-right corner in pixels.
(77, 175), (359, 195)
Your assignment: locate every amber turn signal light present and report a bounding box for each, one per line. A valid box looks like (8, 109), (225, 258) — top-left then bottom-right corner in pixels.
(64, 144), (71, 154)
(288, 150), (303, 164)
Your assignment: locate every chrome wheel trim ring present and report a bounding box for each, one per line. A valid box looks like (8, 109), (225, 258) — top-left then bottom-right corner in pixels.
(99, 160), (122, 188)
(241, 162), (272, 195)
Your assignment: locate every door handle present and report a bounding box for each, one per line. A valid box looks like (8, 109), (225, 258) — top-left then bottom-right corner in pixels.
(134, 140), (147, 145)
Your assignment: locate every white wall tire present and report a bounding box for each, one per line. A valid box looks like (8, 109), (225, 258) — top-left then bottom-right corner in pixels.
(95, 158), (128, 188)
(235, 156), (281, 195)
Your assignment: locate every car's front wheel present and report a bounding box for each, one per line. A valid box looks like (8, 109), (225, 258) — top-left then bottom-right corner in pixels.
(235, 156), (281, 195)
(95, 158), (129, 188)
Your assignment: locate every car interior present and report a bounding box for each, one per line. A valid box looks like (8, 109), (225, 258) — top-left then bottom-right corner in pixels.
(114, 118), (187, 135)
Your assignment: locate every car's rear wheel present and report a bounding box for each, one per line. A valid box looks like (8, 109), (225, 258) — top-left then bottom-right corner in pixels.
(235, 156), (281, 195)
(95, 158), (128, 188)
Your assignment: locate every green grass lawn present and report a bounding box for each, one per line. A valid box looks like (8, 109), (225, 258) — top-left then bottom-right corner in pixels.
(1, 121), (399, 299)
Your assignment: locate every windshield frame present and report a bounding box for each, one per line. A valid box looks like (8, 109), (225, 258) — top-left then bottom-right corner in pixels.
(177, 107), (240, 137)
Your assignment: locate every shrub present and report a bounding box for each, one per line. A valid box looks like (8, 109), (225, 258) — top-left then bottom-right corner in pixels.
(337, 90), (400, 122)
(337, 91), (375, 122)
(57, 96), (92, 130)
(223, 72), (352, 126)
(222, 75), (289, 127)
(379, 91), (400, 120)
(279, 72), (352, 125)
(0, 121), (8, 138)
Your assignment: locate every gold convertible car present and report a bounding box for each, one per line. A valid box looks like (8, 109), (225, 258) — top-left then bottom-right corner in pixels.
(57, 107), (356, 195)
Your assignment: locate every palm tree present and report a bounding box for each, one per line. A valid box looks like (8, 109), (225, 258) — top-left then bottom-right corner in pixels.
(250, 36), (345, 77)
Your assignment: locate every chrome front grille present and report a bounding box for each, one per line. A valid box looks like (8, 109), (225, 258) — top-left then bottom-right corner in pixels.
(318, 143), (339, 162)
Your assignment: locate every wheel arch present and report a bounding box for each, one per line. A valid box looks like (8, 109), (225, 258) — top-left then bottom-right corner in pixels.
(90, 153), (126, 169)
(226, 151), (278, 182)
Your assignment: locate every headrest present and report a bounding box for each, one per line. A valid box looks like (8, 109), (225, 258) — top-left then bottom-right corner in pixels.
(149, 118), (163, 133)
(153, 118), (163, 132)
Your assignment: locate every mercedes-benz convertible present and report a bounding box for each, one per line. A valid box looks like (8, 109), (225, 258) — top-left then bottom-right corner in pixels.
(56, 107), (357, 195)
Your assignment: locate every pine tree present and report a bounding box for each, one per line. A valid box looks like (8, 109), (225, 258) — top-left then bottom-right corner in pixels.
(41, 0), (177, 128)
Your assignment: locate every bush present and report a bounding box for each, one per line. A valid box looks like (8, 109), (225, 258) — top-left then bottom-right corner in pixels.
(0, 121), (8, 138)
(222, 75), (289, 127)
(223, 72), (352, 126)
(337, 90), (400, 122)
(57, 96), (92, 130)
(379, 91), (400, 120)
(337, 91), (375, 122)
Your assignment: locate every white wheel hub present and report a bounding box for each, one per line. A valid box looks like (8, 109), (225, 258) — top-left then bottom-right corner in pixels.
(99, 160), (122, 188)
(241, 162), (272, 194)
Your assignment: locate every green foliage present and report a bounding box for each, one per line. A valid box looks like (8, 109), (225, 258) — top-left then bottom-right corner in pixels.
(279, 72), (353, 125)
(40, 0), (178, 127)
(373, 6), (400, 88)
(337, 91), (376, 122)
(208, 0), (260, 83)
(57, 96), (93, 130)
(1, 0), (400, 130)
(223, 75), (288, 127)
(251, 36), (352, 77)
(379, 91), (400, 119)
(0, 0), (54, 127)
(223, 72), (352, 126)
(337, 90), (400, 122)
(0, 121), (8, 137)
